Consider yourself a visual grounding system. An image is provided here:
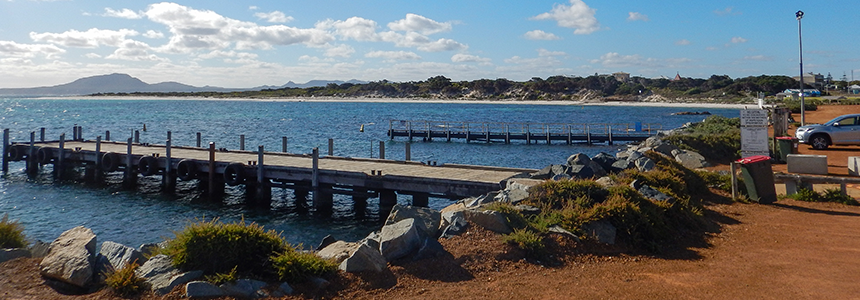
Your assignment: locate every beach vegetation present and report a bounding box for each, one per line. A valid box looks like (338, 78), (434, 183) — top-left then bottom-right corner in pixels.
(662, 115), (742, 160)
(270, 247), (337, 282)
(103, 261), (146, 297)
(0, 213), (27, 249)
(783, 188), (859, 206)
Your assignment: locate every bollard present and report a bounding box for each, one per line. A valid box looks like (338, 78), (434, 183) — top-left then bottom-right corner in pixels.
(77, 126), (83, 141)
(95, 136), (102, 182)
(208, 142), (215, 196)
(240, 134), (245, 151)
(72, 125), (78, 141)
(196, 132), (202, 148)
(282, 136), (287, 153)
(134, 130), (140, 144)
(379, 141), (385, 159)
(328, 138), (333, 156)
(57, 134), (65, 179)
(106, 130), (110, 141)
(164, 131), (175, 194)
(27, 132), (35, 176)
(40, 128), (45, 142)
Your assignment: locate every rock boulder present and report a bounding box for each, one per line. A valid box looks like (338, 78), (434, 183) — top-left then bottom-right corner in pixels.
(39, 226), (97, 288)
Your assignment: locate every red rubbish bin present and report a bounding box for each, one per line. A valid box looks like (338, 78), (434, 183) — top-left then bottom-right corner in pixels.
(735, 155), (777, 204)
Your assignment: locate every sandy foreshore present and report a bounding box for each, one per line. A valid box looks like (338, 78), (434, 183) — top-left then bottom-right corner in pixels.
(33, 95), (754, 109)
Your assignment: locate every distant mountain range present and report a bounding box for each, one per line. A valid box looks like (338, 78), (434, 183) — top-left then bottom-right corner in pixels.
(0, 73), (366, 96)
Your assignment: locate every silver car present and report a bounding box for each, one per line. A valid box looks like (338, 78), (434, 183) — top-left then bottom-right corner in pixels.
(795, 113), (860, 149)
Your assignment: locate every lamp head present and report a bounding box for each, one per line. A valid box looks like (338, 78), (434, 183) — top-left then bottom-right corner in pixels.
(796, 10), (804, 20)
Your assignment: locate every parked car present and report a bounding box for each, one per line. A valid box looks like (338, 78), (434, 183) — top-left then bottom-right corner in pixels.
(795, 113), (860, 149)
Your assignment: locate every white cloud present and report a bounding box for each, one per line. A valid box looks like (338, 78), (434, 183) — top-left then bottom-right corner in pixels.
(365, 50), (421, 61)
(324, 44), (354, 58)
(706, 46), (718, 51)
(627, 12), (649, 22)
(675, 39), (691, 45)
(255, 11), (293, 23)
(317, 17), (380, 41)
(538, 48), (566, 57)
(199, 50), (258, 60)
(105, 39), (168, 62)
(451, 53), (491, 64)
(387, 13), (452, 35)
(144, 2), (333, 52)
(248, 6), (258, 10)
(84, 53), (102, 59)
(523, 30), (560, 40)
(103, 8), (142, 19)
(532, 0), (601, 35)
(743, 55), (772, 61)
(731, 37), (748, 43)
(143, 30), (164, 39)
(590, 52), (691, 68)
(0, 40), (66, 58)
(30, 28), (139, 48)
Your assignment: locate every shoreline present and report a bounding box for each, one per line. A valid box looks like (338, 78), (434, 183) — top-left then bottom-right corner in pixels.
(28, 95), (754, 109)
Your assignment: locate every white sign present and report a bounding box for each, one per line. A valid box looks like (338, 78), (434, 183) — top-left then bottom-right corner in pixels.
(740, 109), (769, 158)
(740, 109), (769, 127)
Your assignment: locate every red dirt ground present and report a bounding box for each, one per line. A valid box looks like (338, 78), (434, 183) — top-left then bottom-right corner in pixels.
(3, 105), (860, 300)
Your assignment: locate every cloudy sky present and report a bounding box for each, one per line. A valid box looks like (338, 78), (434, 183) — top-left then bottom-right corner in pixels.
(1, 0), (857, 88)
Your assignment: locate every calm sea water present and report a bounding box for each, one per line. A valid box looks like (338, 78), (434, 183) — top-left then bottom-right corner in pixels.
(0, 98), (741, 248)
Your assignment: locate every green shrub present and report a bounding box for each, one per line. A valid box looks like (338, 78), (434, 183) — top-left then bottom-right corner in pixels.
(0, 214), (26, 249)
(787, 188), (822, 202)
(270, 247), (337, 282)
(104, 261), (146, 297)
(503, 228), (545, 254)
(204, 265), (238, 285)
(821, 189), (860, 205)
(663, 115), (742, 161)
(162, 218), (287, 276)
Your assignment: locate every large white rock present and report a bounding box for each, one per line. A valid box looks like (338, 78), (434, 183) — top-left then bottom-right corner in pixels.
(136, 254), (202, 295)
(39, 226), (97, 288)
(100, 241), (147, 270)
(379, 218), (423, 261)
(340, 243), (387, 273)
(317, 241), (356, 265)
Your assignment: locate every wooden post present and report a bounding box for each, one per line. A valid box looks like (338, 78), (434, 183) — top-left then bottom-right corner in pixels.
(123, 137), (136, 188)
(485, 123), (490, 144)
(105, 130), (110, 141)
(56, 134), (65, 180)
(446, 122), (451, 142)
(255, 145), (271, 205)
(26, 132), (35, 176)
(196, 132), (202, 147)
(545, 125), (550, 144)
(328, 138), (333, 156)
(40, 128), (45, 142)
(608, 125), (613, 145)
(2, 129), (8, 173)
(240, 134), (245, 151)
(95, 136), (102, 183)
(731, 162), (738, 200)
(407, 121), (413, 142)
(465, 123), (470, 143)
(77, 126), (83, 141)
(426, 121), (431, 141)
(208, 142), (215, 196)
(163, 131), (175, 194)
(567, 125), (572, 145)
(282, 136), (287, 152)
(389, 120), (394, 141)
(526, 124), (531, 145)
(72, 125), (78, 141)
(379, 189), (397, 214)
(405, 143), (411, 161)
(353, 188), (368, 217)
(505, 124), (510, 144)
(312, 147), (319, 191)
(379, 141), (385, 159)
(134, 130), (140, 144)
(586, 125), (592, 145)
(412, 193), (429, 207)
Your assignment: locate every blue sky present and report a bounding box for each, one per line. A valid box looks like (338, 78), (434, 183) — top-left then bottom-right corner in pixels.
(0, 0), (857, 88)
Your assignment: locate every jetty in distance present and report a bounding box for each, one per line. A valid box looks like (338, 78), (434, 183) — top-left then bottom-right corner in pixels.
(1, 126), (535, 214)
(387, 120), (661, 145)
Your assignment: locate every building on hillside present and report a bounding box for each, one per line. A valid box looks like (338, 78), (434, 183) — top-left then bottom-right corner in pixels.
(850, 85), (860, 95)
(792, 72), (825, 88)
(673, 72), (682, 81)
(612, 72), (630, 83)
(782, 89), (821, 97)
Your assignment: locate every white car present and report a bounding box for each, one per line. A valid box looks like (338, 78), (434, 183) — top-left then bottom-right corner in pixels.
(795, 113), (860, 149)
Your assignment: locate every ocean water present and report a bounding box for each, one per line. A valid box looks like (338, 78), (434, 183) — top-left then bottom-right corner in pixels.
(0, 98), (741, 248)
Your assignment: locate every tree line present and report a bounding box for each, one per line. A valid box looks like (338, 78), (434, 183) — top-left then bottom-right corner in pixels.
(96, 74), (860, 101)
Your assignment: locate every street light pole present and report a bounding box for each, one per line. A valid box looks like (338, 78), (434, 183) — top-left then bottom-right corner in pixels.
(796, 10), (805, 126)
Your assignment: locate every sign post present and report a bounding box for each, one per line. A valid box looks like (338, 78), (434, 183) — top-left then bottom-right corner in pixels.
(740, 109), (770, 158)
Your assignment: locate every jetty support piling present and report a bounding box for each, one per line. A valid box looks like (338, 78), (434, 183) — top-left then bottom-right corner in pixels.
(105, 131), (110, 141)
(123, 138), (136, 189)
(379, 189), (397, 213)
(405, 143), (411, 161)
(163, 132), (176, 194)
(134, 130), (140, 144)
(379, 141), (385, 159)
(314, 184), (334, 214)
(411, 192), (429, 207)
(2, 129), (8, 173)
(27, 132), (36, 177)
(56, 134), (65, 180)
(77, 126), (83, 141)
(93, 136), (103, 184)
(240, 135), (245, 151)
(352, 188), (368, 217)
(254, 145), (271, 205)
(206, 142), (217, 198)
(196, 132), (201, 148)
(40, 128), (45, 142)
(328, 138), (334, 156)
(282, 136), (287, 153)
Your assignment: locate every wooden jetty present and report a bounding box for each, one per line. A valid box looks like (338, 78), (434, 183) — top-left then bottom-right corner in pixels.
(1, 128), (534, 213)
(388, 120), (661, 145)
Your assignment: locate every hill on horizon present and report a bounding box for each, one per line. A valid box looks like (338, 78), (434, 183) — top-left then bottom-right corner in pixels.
(0, 73), (365, 96)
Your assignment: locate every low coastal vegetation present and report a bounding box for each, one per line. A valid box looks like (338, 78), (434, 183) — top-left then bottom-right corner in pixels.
(494, 151), (722, 255)
(161, 218), (337, 282)
(662, 115), (742, 161)
(783, 188), (860, 206)
(0, 213), (26, 249)
(103, 261), (146, 297)
(94, 74), (860, 103)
